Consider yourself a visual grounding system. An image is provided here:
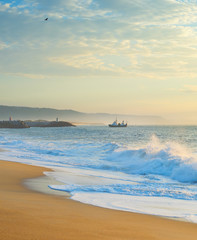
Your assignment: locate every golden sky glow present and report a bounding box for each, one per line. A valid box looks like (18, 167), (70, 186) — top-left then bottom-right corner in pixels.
(1, 0), (197, 123)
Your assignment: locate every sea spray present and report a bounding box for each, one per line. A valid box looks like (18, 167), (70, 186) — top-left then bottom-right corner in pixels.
(104, 134), (197, 183)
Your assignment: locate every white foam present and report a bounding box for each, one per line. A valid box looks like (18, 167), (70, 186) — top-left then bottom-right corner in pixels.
(105, 135), (197, 183)
(71, 192), (197, 223)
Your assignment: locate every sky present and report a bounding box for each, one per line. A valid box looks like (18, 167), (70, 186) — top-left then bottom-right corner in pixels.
(1, 0), (197, 123)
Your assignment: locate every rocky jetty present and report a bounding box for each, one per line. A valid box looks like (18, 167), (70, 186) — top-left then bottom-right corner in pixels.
(25, 121), (75, 128)
(0, 121), (30, 129)
(42, 121), (75, 127)
(0, 120), (75, 129)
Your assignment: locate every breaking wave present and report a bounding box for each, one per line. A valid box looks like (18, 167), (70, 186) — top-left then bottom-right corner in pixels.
(104, 135), (197, 183)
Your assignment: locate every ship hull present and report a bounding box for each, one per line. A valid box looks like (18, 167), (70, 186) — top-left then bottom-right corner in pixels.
(108, 124), (127, 127)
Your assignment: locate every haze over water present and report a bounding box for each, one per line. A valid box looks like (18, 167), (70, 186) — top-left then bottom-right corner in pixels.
(1, 125), (197, 222)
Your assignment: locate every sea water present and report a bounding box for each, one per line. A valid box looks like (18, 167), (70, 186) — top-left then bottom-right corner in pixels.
(1, 126), (197, 222)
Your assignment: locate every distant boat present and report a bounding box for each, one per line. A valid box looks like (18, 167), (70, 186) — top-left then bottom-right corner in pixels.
(109, 119), (127, 127)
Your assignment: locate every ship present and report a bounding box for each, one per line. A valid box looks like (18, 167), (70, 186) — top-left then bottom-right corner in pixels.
(108, 119), (127, 127)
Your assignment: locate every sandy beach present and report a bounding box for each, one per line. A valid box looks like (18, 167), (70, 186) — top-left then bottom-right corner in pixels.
(0, 160), (197, 240)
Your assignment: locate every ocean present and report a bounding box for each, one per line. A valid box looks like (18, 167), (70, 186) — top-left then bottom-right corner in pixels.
(1, 125), (197, 222)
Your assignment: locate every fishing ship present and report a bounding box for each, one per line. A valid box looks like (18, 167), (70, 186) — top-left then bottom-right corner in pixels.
(108, 119), (127, 127)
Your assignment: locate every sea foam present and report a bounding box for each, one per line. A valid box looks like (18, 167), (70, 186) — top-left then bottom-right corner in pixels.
(104, 135), (197, 183)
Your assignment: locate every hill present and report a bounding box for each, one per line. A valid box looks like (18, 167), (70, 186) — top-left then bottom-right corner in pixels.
(0, 105), (167, 125)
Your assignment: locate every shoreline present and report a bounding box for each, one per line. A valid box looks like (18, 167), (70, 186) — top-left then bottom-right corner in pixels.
(24, 172), (190, 223)
(1, 160), (197, 240)
(24, 175), (71, 198)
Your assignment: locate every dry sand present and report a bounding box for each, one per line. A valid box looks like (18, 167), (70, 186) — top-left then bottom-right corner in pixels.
(0, 160), (197, 240)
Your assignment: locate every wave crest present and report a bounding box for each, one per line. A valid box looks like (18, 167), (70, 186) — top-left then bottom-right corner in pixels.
(105, 135), (197, 183)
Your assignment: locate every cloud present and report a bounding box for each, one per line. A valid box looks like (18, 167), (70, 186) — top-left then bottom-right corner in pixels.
(0, 3), (11, 11)
(11, 72), (48, 80)
(2, 0), (197, 118)
(1, 0), (197, 80)
(2, 0), (197, 25)
(49, 54), (105, 70)
(0, 41), (9, 50)
(94, 0), (197, 25)
(180, 85), (197, 93)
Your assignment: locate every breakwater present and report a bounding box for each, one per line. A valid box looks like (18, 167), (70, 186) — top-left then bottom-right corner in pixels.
(0, 121), (30, 129)
(25, 121), (75, 128)
(0, 120), (75, 129)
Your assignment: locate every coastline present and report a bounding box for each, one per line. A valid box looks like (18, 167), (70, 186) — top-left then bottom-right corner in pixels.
(1, 160), (197, 240)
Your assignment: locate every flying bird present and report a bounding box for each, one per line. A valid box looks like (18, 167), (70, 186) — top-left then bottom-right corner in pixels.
(44, 18), (48, 21)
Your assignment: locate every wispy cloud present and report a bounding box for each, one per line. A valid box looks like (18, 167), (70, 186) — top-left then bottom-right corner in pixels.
(0, 41), (9, 50)
(13, 72), (48, 80)
(180, 85), (197, 93)
(0, 2), (12, 12)
(49, 54), (105, 70)
(1, 0), (197, 116)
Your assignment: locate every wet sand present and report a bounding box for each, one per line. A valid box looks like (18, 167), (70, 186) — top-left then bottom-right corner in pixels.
(0, 160), (197, 240)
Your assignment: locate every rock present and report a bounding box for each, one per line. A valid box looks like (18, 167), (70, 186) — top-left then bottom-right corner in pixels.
(0, 121), (30, 129)
(42, 121), (75, 127)
(25, 121), (75, 128)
